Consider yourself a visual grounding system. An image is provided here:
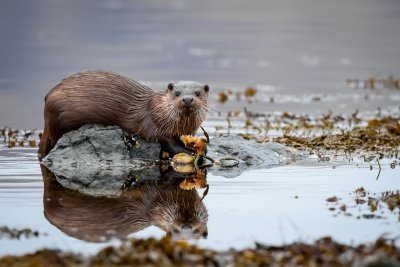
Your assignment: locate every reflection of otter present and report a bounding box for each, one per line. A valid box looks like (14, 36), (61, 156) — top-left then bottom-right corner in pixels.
(41, 166), (208, 242)
(38, 70), (210, 159)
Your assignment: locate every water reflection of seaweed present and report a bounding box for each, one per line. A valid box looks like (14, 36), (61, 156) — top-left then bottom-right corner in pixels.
(41, 166), (208, 243)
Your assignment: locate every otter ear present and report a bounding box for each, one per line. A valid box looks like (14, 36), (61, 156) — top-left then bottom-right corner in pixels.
(167, 83), (174, 91)
(204, 85), (210, 93)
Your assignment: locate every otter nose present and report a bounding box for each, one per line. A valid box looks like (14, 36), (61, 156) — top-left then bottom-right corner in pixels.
(182, 97), (193, 107)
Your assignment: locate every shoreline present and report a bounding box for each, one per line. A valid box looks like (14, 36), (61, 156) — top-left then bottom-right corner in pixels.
(0, 235), (399, 266)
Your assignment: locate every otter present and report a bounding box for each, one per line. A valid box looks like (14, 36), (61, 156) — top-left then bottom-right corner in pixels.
(41, 166), (208, 242)
(38, 70), (210, 159)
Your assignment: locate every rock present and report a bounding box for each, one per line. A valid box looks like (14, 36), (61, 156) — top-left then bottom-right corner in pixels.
(41, 124), (306, 196)
(42, 124), (160, 197)
(206, 135), (306, 178)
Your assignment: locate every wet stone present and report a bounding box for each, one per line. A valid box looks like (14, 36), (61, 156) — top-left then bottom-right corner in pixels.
(41, 124), (306, 195)
(207, 135), (306, 178)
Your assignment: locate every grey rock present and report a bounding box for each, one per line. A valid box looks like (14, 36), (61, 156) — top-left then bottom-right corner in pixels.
(42, 124), (160, 198)
(41, 124), (306, 196)
(206, 135), (306, 178)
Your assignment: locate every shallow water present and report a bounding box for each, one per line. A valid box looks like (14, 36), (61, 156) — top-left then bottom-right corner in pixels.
(1, 0), (400, 258)
(0, 136), (399, 256)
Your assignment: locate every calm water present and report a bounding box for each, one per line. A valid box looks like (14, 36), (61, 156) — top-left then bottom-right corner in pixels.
(0, 0), (399, 257)
(0, 142), (399, 256)
(1, 0), (400, 128)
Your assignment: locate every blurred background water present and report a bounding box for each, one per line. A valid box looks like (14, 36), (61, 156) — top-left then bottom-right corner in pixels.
(1, 0), (400, 128)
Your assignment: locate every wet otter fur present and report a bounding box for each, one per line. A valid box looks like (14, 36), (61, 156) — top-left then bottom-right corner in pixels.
(38, 70), (210, 159)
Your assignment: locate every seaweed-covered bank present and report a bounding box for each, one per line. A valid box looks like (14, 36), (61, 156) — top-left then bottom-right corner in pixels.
(0, 235), (399, 267)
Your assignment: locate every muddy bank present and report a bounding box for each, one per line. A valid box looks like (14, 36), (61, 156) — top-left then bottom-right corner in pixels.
(1, 236), (399, 267)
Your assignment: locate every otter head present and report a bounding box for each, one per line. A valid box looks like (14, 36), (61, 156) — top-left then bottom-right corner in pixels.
(151, 188), (208, 240)
(149, 81), (210, 139)
(166, 81), (209, 112)
(165, 218), (208, 241)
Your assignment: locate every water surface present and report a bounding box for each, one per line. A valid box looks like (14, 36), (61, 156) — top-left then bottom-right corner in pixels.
(0, 134), (399, 256)
(0, 0), (399, 257)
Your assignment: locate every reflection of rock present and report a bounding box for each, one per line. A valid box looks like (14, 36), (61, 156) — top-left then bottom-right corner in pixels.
(42, 124), (306, 182)
(42, 166), (208, 242)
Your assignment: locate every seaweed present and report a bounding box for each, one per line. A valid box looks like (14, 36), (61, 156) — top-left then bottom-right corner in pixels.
(0, 226), (41, 240)
(1, 236), (399, 267)
(1, 127), (41, 148)
(326, 188), (400, 221)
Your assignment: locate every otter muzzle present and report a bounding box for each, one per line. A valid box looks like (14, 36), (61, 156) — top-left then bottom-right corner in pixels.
(182, 97), (194, 107)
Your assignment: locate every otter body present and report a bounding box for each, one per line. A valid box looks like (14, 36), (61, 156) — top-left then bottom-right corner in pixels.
(39, 70), (209, 158)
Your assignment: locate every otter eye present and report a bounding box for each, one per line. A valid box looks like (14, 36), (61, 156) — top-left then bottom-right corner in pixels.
(195, 91), (201, 97)
(175, 91), (181, 97)
(168, 83), (174, 91)
(204, 85), (209, 92)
